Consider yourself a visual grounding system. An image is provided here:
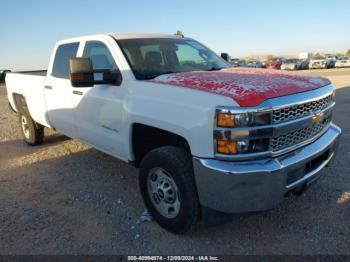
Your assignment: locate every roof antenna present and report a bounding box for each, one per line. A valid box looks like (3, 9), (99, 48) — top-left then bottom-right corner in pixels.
(174, 30), (184, 38)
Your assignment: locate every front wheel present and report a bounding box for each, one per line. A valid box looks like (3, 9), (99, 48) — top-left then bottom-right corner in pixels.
(139, 146), (201, 233)
(19, 112), (44, 145)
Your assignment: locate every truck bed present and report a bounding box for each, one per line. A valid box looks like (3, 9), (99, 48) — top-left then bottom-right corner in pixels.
(11, 70), (47, 76)
(5, 71), (49, 127)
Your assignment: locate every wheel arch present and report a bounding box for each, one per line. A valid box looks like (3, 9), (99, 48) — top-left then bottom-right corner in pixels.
(130, 123), (191, 167)
(12, 93), (28, 114)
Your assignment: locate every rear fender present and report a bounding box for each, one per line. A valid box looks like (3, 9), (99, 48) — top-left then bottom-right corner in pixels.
(12, 93), (29, 114)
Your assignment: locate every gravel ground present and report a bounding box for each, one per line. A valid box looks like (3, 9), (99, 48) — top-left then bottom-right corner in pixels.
(0, 68), (349, 255)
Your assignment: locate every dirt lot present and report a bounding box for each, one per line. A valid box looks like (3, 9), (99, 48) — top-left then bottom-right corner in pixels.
(0, 68), (349, 255)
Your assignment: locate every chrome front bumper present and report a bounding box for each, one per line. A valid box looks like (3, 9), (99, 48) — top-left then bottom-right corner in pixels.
(193, 123), (341, 213)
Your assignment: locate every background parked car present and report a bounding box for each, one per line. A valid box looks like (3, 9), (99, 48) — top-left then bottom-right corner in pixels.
(0, 70), (11, 82)
(231, 59), (247, 67)
(309, 56), (333, 69)
(264, 58), (286, 69)
(246, 60), (264, 68)
(325, 55), (337, 68)
(280, 59), (303, 70)
(335, 57), (350, 68)
(229, 58), (240, 67)
(300, 58), (310, 69)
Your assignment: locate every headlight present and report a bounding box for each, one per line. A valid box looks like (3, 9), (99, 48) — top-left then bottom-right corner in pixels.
(236, 139), (251, 152)
(216, 138), (269, 155)
(215, 108), (271, 155)
(234, 113), (253, 126)
(216, 111), (270, 127)
(216, 140), (252, 154)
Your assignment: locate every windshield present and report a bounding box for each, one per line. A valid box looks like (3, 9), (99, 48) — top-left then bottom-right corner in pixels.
(116, 38), (230, 80)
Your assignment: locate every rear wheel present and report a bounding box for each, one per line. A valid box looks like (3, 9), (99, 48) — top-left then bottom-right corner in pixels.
(139, 146), (201, 233)
(19, 112), (44, 145)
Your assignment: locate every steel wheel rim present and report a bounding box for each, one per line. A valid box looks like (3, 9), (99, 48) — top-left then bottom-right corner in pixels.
(21, 115), (30, 139)
(147, 167), (181, 219)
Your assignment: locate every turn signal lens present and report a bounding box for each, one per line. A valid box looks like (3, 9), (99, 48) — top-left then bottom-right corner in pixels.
(217, 140), (237, 154)
(217, 113), (235, 127)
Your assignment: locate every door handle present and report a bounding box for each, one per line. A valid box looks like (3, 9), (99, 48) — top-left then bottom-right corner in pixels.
(44, 85), (53, 90)
(72, 90), (83, 96)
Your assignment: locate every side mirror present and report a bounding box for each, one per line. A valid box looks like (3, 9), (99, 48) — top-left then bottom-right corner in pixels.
(69, 58), (94, 87)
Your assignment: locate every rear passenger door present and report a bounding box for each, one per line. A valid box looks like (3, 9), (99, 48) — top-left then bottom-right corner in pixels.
(45, 42), (79, 137)
(72, 40), (126, 158)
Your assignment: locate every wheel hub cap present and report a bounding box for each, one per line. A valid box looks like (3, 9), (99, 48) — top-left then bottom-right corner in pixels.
(21, 115), (30, 139)
(147, 168), (180, 218)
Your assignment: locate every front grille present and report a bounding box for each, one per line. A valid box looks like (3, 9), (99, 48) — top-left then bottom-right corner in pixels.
(270, 118), (331, 152)
(214, 87), (335, 161)
(272, 94), (333, 124)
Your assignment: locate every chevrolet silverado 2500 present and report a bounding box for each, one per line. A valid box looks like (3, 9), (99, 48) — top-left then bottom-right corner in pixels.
(5, 33), (341, 233)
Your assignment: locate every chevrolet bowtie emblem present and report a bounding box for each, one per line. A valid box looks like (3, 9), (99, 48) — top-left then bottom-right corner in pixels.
(312, 112), (325, 124)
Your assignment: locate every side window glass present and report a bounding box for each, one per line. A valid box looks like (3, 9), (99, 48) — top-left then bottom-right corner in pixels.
(83, 41), (120, 83)
(52, 42), (79, 78)
(83, 41), (117, 71)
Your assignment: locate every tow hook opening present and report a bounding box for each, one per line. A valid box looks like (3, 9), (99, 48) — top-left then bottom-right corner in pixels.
(292, 184), (308, 196)
(285, 184), (308, 197)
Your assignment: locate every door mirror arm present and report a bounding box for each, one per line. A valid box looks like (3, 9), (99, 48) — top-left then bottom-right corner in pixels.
(103, 69), (122, 86)
(94, 69), (122, 86)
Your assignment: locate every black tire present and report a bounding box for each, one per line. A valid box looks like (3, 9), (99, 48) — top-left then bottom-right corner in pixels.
(139, 146), (201, 233)
(19, 111), (44, 145)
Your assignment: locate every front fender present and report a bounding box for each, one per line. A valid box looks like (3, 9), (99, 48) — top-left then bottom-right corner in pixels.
(123, 81), (237, 159)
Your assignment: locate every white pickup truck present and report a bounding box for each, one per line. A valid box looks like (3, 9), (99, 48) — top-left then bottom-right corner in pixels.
(6, 33), (341, 233)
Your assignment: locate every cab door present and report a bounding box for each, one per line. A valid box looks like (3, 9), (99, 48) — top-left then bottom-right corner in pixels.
(72, 40), (127, 158)
(44, 42), (80, 137)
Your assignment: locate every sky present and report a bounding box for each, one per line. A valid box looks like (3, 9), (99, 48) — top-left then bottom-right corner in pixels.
(0, 0), (349, 71)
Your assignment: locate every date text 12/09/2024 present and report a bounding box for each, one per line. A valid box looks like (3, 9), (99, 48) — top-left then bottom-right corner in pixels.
(127, 255), (220, 261)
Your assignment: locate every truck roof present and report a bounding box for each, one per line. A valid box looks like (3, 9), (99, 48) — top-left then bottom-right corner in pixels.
(111, 33), (181, 40)
(58, 33), (183, 44)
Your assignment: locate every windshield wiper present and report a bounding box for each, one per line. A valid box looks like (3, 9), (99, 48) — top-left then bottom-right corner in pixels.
(143, 71), (176, 80)
(205, 67), (224, 71)
(143, 75), (158, 80)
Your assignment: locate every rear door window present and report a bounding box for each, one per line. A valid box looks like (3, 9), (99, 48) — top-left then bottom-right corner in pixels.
(52, 42), (79, 79)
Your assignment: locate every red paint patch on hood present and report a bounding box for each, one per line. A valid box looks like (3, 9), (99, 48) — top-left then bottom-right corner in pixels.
(148, 67), (331, 107)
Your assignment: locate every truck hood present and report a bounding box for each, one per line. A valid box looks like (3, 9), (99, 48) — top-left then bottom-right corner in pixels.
(149, 67), (330, 107)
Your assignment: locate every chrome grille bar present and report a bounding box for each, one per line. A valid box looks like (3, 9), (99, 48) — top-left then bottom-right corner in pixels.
(272, 94), (333, 124)
(270, 118), (331, 152)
